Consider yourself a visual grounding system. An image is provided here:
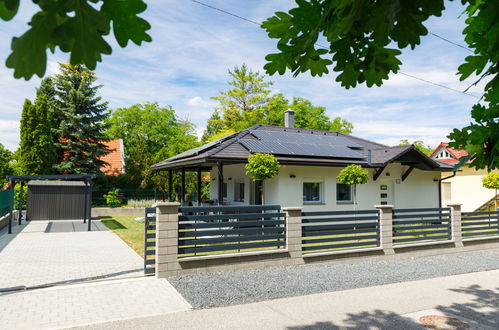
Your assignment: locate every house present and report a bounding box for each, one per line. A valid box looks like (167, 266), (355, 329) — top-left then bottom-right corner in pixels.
(152, 111), (453, 210)
(99, 139), (125, 176)
(430, 142), (498, 212)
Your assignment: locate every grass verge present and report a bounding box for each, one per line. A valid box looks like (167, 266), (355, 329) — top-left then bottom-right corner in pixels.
(100, 216), (145, 256)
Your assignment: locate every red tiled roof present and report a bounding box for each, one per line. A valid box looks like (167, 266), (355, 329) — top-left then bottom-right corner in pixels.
(100, 139), (124, 176)
(429, 142), (469, 160)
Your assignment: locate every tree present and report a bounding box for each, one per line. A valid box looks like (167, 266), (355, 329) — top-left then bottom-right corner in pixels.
(211, 63), (273, 133)
(398, 139), (433, 155)
(203, 64), (354, 141)
(262, 1), (498, 171)
(245, 153), (280, 204)
(53, 64), (111, 174)
(18, 96), (57, 175)
(107, 102), (199, 190)
(0, 143), (13, 187)
(336, 164), (369, 210)
(482, 172), (499, 210)
(1, 0), (151, 80)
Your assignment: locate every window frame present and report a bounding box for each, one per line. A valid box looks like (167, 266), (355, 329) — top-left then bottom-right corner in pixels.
(336, 183), (353, 204)
(233, 179), (245, 202)
(303, 181), (324, 205)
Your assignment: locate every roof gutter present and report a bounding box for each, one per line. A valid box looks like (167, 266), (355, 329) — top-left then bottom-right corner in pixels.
(438, 171), (457, 208)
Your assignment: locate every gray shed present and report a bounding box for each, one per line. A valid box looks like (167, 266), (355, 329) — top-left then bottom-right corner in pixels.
(27, 181), (89, 221)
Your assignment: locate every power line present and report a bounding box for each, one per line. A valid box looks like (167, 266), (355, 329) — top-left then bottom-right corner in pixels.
(190, 0), (479, 99)
(429, 32), (473, 53)
(398, 72), (480, 99)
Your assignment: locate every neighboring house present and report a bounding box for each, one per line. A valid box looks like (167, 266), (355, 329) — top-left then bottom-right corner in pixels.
(60, 138), (125, 176)
(99, 139), (125, 176)
(430, 142), (498, 212)
(152, 112), (452, 210)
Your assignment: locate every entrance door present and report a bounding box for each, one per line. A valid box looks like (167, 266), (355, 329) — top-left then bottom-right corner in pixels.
(379, 180), (394, 205)
(250, 180), (263, 205)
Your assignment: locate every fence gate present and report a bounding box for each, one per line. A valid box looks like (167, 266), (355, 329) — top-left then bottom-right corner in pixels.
(144, 207), (156, 275)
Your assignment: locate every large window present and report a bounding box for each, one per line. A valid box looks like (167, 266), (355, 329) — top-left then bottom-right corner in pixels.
(234, 180), (245, 202)
(303, 182), (322, 204)
(336, 183), (352, 203)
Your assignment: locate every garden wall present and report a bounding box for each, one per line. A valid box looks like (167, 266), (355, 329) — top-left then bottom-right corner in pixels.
(92, 208), (145, 217)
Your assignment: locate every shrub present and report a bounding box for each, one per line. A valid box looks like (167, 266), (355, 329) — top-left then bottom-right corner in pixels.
(103, 189), (122, 208)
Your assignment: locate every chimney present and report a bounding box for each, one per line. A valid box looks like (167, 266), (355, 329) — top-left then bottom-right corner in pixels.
(284, 109), (295, 128)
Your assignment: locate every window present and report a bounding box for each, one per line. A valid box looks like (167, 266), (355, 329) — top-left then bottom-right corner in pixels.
(336, 183), (352, 203)
(303, 182), (322, 203)
(234, 180), (245, 202)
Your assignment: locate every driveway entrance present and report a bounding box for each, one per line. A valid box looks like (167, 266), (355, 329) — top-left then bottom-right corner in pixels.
(0, 219), (143, 291)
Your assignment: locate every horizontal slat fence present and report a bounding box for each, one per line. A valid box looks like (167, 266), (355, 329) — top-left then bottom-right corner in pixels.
(393, 208), (451, 245)
(301, 209), (380, 253)
(178, 205), (286, 257)
(144, 207), (156, 275)
(461, 210), (499, 239)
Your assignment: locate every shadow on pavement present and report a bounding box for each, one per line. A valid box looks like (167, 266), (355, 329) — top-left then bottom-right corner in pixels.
(287, 285), (498, 329)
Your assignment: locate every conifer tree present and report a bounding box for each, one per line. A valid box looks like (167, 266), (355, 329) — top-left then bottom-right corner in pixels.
(53, 64), (110, 174)
(18, 96), (57, 174)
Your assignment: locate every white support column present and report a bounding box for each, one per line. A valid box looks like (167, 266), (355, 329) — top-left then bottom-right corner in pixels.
(156, 202), (180, 278)
(447, 202), (463, 248)
(375, 205), (394, 255)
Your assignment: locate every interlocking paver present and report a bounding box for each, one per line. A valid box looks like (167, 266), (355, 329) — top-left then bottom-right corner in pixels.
(0, 219), (143, 290)
(0, 278), (191, 330)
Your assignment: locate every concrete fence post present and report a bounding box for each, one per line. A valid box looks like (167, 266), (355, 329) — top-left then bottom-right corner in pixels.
(282, 207), (303, 264)
(375, 205), (394, 254)
(155, 202), (180, 278)
(446, 203), (463, 248)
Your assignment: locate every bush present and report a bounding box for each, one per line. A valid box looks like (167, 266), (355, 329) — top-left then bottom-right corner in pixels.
(103, 189), (122, 208)
(337, 165), (369, 185)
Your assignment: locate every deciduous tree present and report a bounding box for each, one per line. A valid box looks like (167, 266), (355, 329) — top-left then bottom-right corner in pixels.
(1, 0), (151, 80)
(107, 102), (199, 190)
(398, 139), (433, 155)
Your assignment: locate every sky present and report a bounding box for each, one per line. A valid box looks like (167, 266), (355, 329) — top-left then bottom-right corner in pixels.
(0, 0), (484, 152)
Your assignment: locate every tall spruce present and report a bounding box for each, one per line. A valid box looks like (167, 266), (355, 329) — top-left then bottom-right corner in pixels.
(18, 96), (57, 174)
(53, 64), (110, 174)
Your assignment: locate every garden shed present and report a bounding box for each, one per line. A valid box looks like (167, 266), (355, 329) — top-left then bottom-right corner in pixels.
(27, 181), (88, 220)
(5, 174), (95, 233)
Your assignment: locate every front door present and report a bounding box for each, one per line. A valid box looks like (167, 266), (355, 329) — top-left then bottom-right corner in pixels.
(379, 180), (394, 206)
(250, 180), (263, 205)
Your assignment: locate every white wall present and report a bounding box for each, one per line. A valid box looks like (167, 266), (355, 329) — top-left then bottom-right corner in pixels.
(441, 166), (498, 212)
(210, 163), (441, 210)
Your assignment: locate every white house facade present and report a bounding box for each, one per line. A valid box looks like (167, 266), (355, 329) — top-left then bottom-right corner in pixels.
(152, 111), (453, 210)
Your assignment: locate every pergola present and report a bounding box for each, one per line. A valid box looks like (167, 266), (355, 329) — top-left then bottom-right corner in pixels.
(5, 174), (96, 234)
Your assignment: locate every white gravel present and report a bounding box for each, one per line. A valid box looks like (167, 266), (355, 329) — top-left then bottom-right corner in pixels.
(169, 249), (499, 308)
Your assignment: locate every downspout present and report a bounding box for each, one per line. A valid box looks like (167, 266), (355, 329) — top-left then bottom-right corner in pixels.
(438, 171), (456, 208)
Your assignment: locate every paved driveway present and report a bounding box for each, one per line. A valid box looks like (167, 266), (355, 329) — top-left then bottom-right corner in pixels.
(0, 219), (144, 290)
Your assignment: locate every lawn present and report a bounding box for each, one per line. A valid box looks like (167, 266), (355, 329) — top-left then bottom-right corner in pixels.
(100, 216), (145, 256)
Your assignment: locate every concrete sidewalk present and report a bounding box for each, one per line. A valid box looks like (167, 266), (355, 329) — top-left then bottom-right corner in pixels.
(74, 269), (499, 330)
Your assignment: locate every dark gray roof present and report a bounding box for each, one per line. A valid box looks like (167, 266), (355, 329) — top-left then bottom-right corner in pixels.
(151, 125), (452, 171)
(27, 180), (87, 187)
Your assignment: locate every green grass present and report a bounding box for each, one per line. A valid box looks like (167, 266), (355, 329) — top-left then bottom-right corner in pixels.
(100, 216), (145, 256)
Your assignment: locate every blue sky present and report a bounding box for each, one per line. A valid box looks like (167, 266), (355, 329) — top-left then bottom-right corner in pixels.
(0, 0), (484, 151)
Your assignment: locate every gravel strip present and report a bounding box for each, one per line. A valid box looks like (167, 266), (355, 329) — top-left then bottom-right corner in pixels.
(168, 249), (499, 308)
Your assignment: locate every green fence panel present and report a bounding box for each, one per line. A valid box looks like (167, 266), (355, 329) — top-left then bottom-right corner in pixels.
(0, 189), (11, 218)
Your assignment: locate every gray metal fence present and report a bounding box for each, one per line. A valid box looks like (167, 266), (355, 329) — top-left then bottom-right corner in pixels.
(178, 205), (286, 257)
(393, 208), (451, 245)
(144, 207), (156, 275)
(461, 210), (499, 239)
(301, 209), (380, 253)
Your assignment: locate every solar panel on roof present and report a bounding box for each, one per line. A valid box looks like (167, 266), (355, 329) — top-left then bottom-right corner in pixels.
(239, 138), (365, 159)
(251, 130), (362, 148)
